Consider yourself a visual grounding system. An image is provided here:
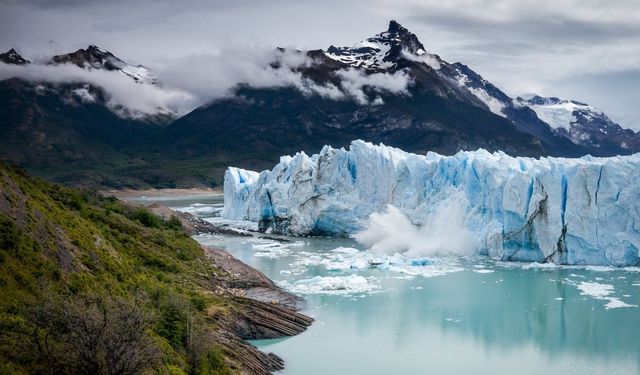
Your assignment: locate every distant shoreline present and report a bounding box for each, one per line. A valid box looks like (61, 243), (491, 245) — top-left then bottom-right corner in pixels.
(102, 187), (222, 198)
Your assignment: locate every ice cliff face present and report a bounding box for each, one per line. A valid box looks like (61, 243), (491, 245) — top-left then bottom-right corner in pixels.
(223, 140), (640, 266)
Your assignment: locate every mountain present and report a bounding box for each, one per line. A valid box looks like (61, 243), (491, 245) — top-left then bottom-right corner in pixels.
(324, 20), (432, 71)
(524, 96), (640, 154)
(0, 48), (30, 65)
(0, 76), (164, 185)
(0, 21), (638, 189)
(50, 44), (158, 84)
(164, 21), (551, 174)
(0, 47), (189, 188)
(320, 21), (582, 154)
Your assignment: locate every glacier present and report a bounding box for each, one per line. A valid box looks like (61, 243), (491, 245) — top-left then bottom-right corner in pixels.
(223, 140), (640, 266)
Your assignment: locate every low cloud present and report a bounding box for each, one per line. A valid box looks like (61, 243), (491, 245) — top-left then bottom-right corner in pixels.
(0, 44), (413, 119)
(336, 68), (412, 104)
(0, 62), (195, 118)
(157, 46), (412, 106)
(156, 46), (309, 105)
(1, 0), (639, 127)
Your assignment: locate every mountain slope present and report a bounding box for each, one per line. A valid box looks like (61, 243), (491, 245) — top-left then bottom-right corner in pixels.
(0, 77), (165, 187)
(443, 63), (588, 156)
(164, 21), (548, 174)
(163, 85), (543, 174)
(0, 48), (30, 65)
(0, 21), (638, 189)
(50, 45), (158, 85)
(525, 96), (640, 154)
(0, 48), (188, 188)
(0, 162), (311, 374)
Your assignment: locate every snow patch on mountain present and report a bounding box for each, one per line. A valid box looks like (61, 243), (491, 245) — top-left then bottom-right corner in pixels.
(526, 97), (598, 131)
(325, 41), (394, 71)
(51, 45), (159, 85)
(323, 20), (426, 72)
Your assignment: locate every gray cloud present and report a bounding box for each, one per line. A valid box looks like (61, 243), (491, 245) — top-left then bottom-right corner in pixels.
(336, 69), (412, 105)
(0, 0), (639, 128)
(156, 46), (412, 107)
(0, 46), (412, 117)
(0, 62), (195, 117)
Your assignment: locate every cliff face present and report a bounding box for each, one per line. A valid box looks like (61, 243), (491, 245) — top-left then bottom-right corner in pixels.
(0, 162), (311, 375)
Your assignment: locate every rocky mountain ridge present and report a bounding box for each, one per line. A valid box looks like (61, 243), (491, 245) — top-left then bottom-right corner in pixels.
(0, 21), (637, 188)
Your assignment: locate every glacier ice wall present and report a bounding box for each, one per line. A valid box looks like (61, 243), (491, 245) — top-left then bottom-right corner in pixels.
(223, 140), (640, 266)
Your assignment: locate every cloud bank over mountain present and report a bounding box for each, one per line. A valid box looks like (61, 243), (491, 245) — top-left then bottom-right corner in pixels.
(0, 0), (638, 127)
(0, 44), (413, 116)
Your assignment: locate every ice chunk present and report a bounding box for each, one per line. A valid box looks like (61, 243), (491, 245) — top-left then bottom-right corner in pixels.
(409, 258), (431, 266)
(473, 269), (495, 274)
(284, 275), (376, 295)
(575, 281), (637, 309)
(331, 247), (361, 255)
(224, 140), (640, 266)
(576, 281), (614, 299)
(604, 299), (636, 309)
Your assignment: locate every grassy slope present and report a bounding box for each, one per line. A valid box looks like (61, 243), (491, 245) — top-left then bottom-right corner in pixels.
(0, 162), (267, 374)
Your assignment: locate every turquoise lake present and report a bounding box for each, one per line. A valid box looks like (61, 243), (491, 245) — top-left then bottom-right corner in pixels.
(127, 194), (640, 375)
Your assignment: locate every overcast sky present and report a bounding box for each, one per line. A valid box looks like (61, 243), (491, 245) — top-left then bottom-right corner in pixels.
(1, 0), (639, 128)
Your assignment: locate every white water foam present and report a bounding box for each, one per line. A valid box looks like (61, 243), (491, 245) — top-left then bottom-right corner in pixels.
(354, 199), (477, 258)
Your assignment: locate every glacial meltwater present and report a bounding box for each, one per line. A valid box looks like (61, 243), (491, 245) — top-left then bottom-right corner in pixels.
(129, 194), (640, 375)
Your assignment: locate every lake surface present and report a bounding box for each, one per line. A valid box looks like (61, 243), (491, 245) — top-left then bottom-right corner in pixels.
(130, 194), (640, 375)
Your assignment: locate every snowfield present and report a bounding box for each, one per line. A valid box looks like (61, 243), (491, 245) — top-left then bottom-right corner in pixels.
(223, 140), (640, 266)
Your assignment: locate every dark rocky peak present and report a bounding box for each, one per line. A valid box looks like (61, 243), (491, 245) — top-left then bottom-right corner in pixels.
(50, 45), (157, 84)
(388, 20), (403, 33)
(51, 45), (125, 71)
(0, 48), (30, 65)
(380, 20), (426, 56)
(324, 20), (429, 71)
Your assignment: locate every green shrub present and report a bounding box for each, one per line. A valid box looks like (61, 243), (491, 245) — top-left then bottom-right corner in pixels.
(0, 215), (19, 252)
(197, 349), (232, 375)
(156, 294), (190, 349)
(166, 216), (183, 230)
(130, 209), (163, 228)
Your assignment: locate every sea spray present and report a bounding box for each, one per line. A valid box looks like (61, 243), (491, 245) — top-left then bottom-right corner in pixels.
(353, 197), (477, 257)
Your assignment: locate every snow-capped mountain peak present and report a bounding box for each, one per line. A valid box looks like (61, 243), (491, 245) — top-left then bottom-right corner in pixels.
(50, 45), (158, 85)
(0, 48), (30, 65)
(525, 95), (639, 151)
(324, 20), (430, 71)
(524, 96), (602, 131)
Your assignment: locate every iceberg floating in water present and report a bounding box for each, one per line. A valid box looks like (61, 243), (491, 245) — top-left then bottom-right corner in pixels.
(223, 140), (640, 266)
(284, 275), (376, 295)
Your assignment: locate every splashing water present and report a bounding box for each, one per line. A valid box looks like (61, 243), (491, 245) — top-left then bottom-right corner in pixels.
(353, 198), (477, 257)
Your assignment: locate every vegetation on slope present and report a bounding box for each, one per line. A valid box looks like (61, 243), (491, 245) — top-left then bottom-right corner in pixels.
(0, 162), (295, 374)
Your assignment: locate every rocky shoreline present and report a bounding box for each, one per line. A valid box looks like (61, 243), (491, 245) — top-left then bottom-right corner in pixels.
(205, 246), (313, 374)
(147, 202), (313, 374)
(104, 187), (222, 198)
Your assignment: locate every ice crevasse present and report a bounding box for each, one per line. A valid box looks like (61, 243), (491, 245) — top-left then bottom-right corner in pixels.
(223, 140), (640, 266)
